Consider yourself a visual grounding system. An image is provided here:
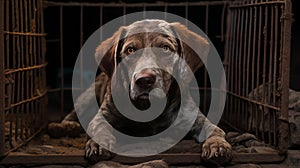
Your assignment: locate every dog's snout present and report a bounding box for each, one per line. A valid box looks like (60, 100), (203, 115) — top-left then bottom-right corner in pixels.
(135, 72), (156, 89)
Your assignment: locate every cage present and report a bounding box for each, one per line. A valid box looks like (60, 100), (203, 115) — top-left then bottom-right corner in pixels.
(0, 0), (293, 166)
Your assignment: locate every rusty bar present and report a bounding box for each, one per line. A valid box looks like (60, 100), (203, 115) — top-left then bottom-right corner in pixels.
(250, 2), (257, 132)
(246, 6), (252, 98)
(268, 5), (275, 145)
(0, 0), (5, 157)
(273, 4), (279, 146)
(28, 0), (32, 70)
(224, 6), (233, 119)
(5, 90), (47, 111)
(233, 7), (241, 127)
(238, 6), (245, 128)
(59, 5), (64, 119)
(12, 0), (16, 71)
(242, 7), (248, 97)
(80, 5), (83, 89)
(44, 1), (229, 7)
(203, 4), (209, 113)
(230, 1), (285, 8)
(273, 4), (279, 107)
(33, 0), (37, 66)
(24, 0), (29, 98)
(20, 0), (26, 140)
(37, 0), (41, 68)
(4, 63), (48, 75)
(278, 0), (292, 154)
(238, 6), (244, 96)
(251, 5), (257, 99)
(14, 0), (20, 143)
(241, 7), (249, 129)
(226, 92), (279, 110)
(255, 5), (262, 138)
(260, 4), (269, 142)
(4, 32), (46, 37)
(28, 0), (34, 136)
(229, 6), (237, 122)
(221, 4), (226, 42)
(5, 0), (9, 69)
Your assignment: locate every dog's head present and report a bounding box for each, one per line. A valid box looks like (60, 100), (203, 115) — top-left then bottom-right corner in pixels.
(95, 20), (210, 109)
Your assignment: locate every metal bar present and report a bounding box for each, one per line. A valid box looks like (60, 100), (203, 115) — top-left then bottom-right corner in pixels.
(225, 6), (234, 120)
(4, 90), (47, 111)
(230, 1), (286, 8)
(233, 7), (241, 127)
(229, 6), (237, 122)
(241, 7), (249, 130)
(260, 4), (269, 142)
(246, 6), (252, 98)
(227, 91), (280, 111)
(80, 5), (83, 90)
(0, 0), (5, 157)
(5, 0), (9, 70)
(243, 7), (248, 97)
(268, 5), (275, 145)
(20, 0), (26, 140)
(255, 5), (262, 138)
(44, 1), (230, 7)
(59, 5), (64, 119)
(0, 152), (285, 165)
(273, 3), (279, 146)
(4, 31), (47, 36)
(278, 0), (292, 154)
(238, 6), (244, 128)
(203, 4), (209, 113)
(14, 0), (20, 143)
(221, 4), (226, 42)
(4, 63), (48, 75)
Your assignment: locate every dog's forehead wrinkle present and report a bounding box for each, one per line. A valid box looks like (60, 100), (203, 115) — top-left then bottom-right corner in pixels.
(126, 20), (174, 37)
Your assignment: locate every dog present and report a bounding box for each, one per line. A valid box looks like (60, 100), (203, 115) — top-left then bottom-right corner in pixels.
(85, 19), (232, 164)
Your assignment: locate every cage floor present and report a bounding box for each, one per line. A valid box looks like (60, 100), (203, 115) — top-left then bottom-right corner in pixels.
(0, 132), (286, 167)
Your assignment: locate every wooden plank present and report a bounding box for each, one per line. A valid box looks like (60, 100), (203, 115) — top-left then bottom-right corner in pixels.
(0, 152), (285, 166)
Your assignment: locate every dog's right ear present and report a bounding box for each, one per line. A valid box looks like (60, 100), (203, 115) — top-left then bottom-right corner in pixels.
(95, 26), (126, 77)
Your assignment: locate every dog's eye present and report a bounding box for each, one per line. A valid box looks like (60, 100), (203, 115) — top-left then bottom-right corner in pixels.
(125, 47), (136, 55)
(162, 45), (171, 53)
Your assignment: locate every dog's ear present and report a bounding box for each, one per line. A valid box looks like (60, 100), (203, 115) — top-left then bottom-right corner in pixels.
(171, 22), (210, 73)
(95, 26), (126, 77)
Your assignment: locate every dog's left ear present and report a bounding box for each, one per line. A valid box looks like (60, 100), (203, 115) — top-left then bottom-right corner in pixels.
(171, 22), (210, 73)
(95, 26), (126, 77)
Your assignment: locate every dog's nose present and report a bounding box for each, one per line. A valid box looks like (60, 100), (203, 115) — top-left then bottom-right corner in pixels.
(135, 73), (156, 89)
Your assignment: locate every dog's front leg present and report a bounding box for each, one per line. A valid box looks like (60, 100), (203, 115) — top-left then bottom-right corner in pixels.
(85, 110), (116, 162)
(191, 110), (232, 165)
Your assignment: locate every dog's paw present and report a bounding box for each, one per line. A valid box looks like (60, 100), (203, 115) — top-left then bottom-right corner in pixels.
(202, 136), (232, 165)
(85, 139), (115, 163)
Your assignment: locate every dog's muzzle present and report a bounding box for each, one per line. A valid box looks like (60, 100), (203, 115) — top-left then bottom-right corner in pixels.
(133, 69), (157, 100)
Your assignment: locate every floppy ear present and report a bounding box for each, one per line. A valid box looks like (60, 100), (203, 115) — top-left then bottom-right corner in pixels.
(95, 26), (126, 77)
(171, 22), (210, 73)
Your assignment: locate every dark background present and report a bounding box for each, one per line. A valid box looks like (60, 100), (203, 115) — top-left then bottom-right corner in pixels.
(44, 0), (300, 91)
